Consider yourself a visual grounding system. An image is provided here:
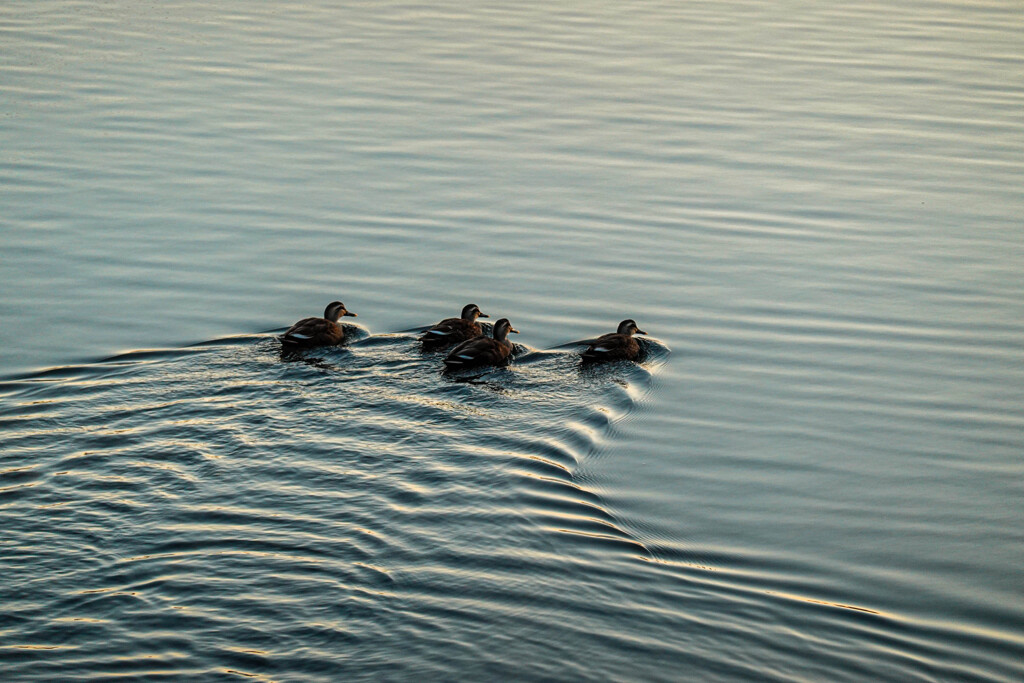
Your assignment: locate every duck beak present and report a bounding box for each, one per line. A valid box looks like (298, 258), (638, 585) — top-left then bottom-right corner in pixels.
(345, 311), (357, 317)
(510, 327), (520, 334)
(479, 313), (490, 318)
(636, 328), (647, 335)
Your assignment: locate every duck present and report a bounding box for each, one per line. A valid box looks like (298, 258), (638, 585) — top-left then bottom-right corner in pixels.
(581, 319), (647, 362)
(443, 318), (519, 369)
(419, 303), (489, 348)
(280, 301), (357, 348)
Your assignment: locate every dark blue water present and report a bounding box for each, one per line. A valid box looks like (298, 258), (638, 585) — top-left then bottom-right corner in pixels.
(2, 1), (1023, 680)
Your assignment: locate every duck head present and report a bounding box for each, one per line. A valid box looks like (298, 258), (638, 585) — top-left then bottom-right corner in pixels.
(461, 303), (489, 321)
(324, 301), (357, 321)
(493, 318), (520, 340)
(616, 319), (646, 336)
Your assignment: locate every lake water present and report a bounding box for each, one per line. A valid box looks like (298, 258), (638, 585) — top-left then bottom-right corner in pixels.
(2, 1), (1023, 680)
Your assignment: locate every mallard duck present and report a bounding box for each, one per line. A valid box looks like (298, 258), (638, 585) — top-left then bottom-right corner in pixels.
(280, 301), (357, 348)
(419, 303), (489, 348)
(443, 318), (519, 369)
(581, 319), (647, 362)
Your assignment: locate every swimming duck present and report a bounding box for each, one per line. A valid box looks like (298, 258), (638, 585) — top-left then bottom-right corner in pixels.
(280, 301), (357, 348)
(443, 318), (519, 369)
(419, 303), (489, 348)
(581, 319), (647, 362)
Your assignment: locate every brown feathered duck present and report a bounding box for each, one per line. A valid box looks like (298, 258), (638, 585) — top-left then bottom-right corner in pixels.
(280, 301), (357, 348)
(443, 318), (519, 369)
(419, 303), (489, 348)
(581, 319), (647, 362)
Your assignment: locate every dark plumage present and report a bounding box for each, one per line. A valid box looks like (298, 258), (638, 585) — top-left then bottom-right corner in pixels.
(581, 319), (647, 362)
(419, 303), (489, 348)
(280, 301), (357, 348)
(443, 318), (519, 369)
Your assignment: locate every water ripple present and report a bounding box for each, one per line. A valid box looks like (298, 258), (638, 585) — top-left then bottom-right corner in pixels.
(0, 331), (673, 679)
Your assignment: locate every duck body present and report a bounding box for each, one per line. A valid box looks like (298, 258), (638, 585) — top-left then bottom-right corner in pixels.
(443, 318), (518, 369)
(420, 304), (489, 348)
(280, 301), (357, 348)
(581, 319), (647, 362)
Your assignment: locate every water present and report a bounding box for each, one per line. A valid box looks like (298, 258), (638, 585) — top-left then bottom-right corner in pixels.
(2, 1), (1023, 680)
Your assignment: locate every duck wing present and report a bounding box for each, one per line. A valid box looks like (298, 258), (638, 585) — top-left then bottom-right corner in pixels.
(281, 317), (343, 346)
(443, 337), (509, 368)
(582, 332), (637, 361)
(419, 317), (478, 344)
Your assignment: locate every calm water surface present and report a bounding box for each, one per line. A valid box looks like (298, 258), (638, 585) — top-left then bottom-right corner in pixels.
(2, 1), (1023, 680)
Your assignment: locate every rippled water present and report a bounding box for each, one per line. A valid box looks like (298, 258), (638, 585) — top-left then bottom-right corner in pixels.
(2, 0), (1023, 680)
(1, 330), (674, 680)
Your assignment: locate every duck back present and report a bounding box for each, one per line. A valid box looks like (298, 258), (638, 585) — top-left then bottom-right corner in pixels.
(582, 332), (640, 362)
(444, 337), (509, 368)
(281, 317), (345, 348)
(419, 317), (483, 347)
